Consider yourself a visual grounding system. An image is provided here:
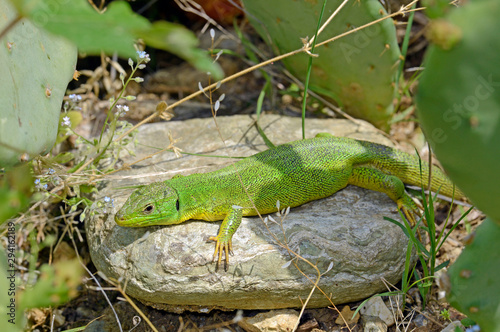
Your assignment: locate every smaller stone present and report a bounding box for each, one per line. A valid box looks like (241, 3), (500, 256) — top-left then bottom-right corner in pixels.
(412, 313), (430, 328)
(238, 309), (299, 332)
(51, 309), (65, 327)
(310, 328), (325, 332)
(84, 320), (110, 332)
(441, 321), (465, 332)
(362, 316), (387, 332)
(359, 296), (395, 326)
(297, 318), (319, 332)
(335, 305), (359, 325)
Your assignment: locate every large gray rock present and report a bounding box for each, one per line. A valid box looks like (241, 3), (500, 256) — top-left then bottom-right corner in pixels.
(86, 115), (413, 312)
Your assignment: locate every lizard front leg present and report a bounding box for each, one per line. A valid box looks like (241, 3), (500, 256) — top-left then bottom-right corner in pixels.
(208, 206), (243, 270)
(348, 167), (421, 226)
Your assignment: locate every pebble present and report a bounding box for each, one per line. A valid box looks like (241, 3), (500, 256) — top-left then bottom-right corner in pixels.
(359, 296), (395, 326)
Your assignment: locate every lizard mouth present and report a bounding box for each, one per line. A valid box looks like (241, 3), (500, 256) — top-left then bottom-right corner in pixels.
(114, 213), (131, 226)
(114, 213), (171, 227)
(114, 212), (143, 227)
(114, 217), (148, 227)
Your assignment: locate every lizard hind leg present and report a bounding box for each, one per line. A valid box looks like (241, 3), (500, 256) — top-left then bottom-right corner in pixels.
(348, 167), (421, 227)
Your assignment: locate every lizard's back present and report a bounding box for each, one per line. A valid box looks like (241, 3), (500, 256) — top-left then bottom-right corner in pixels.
(174, 136), (420, 218)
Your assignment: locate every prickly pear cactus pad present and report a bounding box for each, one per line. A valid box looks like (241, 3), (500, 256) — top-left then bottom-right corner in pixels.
(241, 0), (400, 130)
(416, 0), (500, 221)
(417, 1), (500, 329)
(447, 218), (500, 331)
(0, 0), (77, 166)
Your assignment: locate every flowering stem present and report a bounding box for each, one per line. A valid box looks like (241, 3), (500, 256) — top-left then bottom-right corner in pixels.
(92, 54), (148, 167)
(70, 130), (93, 146)
(97, 65), (137, 148)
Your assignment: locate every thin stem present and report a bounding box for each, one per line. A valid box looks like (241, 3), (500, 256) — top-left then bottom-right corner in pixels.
(113, 4), (423, 143)
(395, 1), (417, 102)
(301, 0), (328, 139)
(92, 59), (143, 167)
(97, 63), (137, 147)
(306, 0), (350, 47)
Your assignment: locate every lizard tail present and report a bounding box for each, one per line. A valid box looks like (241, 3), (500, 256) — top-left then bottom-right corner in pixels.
(361, 140), (465, 200)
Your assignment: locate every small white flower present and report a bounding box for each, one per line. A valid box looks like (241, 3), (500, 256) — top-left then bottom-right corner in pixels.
(35, 179), (47, 190)
(466, 325), (481, 332)
(69, 94), (82, 103)
(136, 51), (150, 63)
(103, 196), (115, 213)
(119, 105), (130, 117)
(61, 116), (71, 127)
(115, 104), (129, 117)
(52, 176), (62, 186)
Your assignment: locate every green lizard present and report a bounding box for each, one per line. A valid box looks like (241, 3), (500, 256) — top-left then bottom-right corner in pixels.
(115, 134), (464, 269)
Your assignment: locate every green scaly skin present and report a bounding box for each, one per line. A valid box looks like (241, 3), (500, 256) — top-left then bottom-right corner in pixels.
(115, 134), (464, 269)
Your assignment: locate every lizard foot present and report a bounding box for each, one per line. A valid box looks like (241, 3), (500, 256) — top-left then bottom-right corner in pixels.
(208, 235), (233, 271)
(397, 194), (423, 227)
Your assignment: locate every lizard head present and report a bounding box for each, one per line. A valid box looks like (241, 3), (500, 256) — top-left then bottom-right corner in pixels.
(114, 182), (181, 227)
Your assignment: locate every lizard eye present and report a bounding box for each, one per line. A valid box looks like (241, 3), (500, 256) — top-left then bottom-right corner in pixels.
(143, 204), (154, 214)
(175, 199), (180, 211)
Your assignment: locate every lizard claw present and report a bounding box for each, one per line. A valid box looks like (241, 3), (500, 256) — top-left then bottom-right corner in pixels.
(397, 195), (423, 228)
(398, 204), (425, 242)
(400, 205), (419, 227)
(208, 235), (233, 271)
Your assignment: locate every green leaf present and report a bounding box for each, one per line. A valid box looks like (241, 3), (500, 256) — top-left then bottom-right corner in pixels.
(0, 164), (32, 224)
(460, 317), (476, 328)
(10, 0), (222, 78)
(435, 260), (449, 272)
(12, 0), (150, 58)
(448, 218), (500, 330)
(1, 0), (77, 166)
(79, 184), (97, 194)
(18, 259), (83, 311)
(50, 152), (75, 164)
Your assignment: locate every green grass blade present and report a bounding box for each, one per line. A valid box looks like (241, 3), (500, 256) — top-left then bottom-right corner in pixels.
(301, 0), (328, 139)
